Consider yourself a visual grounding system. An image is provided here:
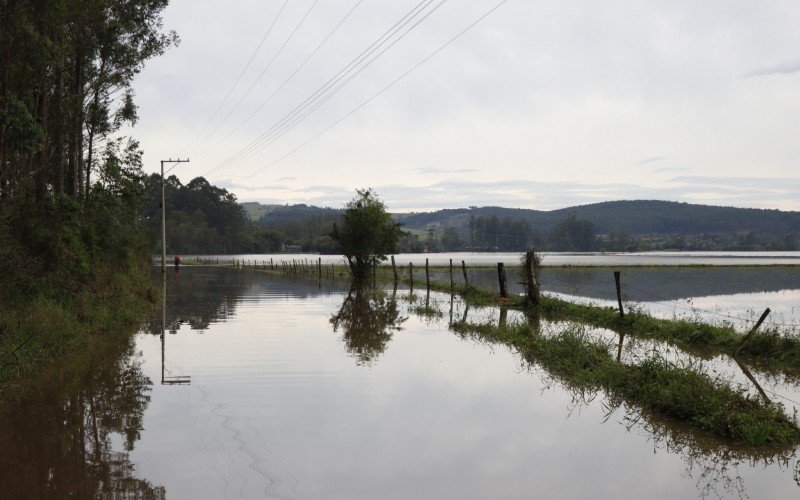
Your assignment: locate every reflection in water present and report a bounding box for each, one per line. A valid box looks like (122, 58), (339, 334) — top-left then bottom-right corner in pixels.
(4, 266), (800, 498)
(331, 286), (407, 365)
(144, 268), (348, 336)
(617, 408), (797, 499)
(444, 302), (800, 499)
(0, 335), (161, 497)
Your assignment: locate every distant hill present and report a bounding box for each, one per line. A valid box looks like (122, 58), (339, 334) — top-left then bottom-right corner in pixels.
(241, 200), (800, 252)
(246, 200), (800, 235)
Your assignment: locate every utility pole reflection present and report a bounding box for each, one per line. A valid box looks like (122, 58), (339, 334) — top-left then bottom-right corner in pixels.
(161, 279), (191, 386)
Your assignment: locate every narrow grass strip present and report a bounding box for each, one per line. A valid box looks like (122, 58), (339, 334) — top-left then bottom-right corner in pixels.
(453, 320), (800, 448)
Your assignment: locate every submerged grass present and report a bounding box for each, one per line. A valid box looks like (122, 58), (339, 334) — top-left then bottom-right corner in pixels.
(407, 272), (800, 377)
(452, 320), (800, 448)
(255, 262), (800, 374)
(254, 262), (800, 448)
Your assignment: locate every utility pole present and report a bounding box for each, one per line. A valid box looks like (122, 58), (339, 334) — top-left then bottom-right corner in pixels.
(161, 158), (189, 278)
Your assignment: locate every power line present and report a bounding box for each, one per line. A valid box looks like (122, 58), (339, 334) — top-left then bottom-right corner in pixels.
(204, 0), (440, 177)
(224, 0), (451, 171)
(195, 0), (365, 157)
(189, 0), (321, 154)
(235, 0), (510, 181)
(206, 0), (437, 175)
(179, 0), (289, 154)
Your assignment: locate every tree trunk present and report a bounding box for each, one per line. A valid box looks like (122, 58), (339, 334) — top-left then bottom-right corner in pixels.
(35, 79), (50, 201)
(69, 39), (84, 198)
(84, 54), (106, 202)
(53, 52), (64, 195)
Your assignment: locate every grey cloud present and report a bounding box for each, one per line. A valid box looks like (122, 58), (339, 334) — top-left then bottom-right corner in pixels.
(636, 156), (665, 166)
(136, 1), (800, 213)
(239, 176), (800, 212)
(414, 167), (481, 174)
(653, 166), (690, 174)
(219, 179), (293, 191)
(669, 175), (800, 189)
(742, 60), (800, 77)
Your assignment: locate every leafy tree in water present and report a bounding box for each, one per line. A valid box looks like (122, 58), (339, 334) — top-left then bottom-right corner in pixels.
(331, 189), (403, 281)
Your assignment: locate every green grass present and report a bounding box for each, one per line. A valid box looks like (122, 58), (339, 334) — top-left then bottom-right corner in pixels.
(254, 261), (800, 448)
(0, 254), (157, 389)
(254, 261), (800, 374)
(397, 270), (800, 377)
(452, 320), (800, 448)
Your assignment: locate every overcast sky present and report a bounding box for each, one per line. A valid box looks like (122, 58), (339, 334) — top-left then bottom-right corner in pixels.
(129, 0), (800, 212)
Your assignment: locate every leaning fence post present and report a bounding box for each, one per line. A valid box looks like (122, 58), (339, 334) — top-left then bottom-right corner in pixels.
(614, 271), (624, 319)
(461, 260), (469, 287)
(391, 255), (398, 283)
(497, 262), (508, 298)
(318, 257), (322, 278)
(735, 308), (772, 355)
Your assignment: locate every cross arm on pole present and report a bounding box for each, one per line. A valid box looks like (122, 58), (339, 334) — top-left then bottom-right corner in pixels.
(160, 158), (191, 278)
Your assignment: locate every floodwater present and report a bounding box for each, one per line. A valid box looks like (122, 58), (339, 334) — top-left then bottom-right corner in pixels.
(2, 266), (800, 499)
(184, 251), (800, 267)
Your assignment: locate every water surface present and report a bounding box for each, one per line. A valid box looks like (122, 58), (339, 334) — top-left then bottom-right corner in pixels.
(2, 267), (800, 499)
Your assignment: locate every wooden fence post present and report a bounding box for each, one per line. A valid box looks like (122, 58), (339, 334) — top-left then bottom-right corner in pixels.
(409, 263), (414, 293)
(449, 259), (453, 289)
(499, 307), (508, 328)
(523, 250), (540, 306)
(497, 262), (508, 298)
(391, 255), (398, 283)
(614, 271), (624, 318)
(461, 260), (469, 287)
(736, 308), (772, 355)
(425, 258), (430, 290)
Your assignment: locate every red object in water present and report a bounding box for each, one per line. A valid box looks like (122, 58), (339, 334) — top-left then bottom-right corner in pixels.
(500, 297), (509, 302)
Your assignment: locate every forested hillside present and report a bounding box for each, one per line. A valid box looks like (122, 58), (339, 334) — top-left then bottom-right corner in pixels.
(244, 200), (800, 252)
(140, 175), (281, 254)
(394, 201), (800, 235)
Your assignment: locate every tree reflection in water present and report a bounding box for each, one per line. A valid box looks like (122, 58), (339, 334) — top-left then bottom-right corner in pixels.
(331, 286), (407, 365)
(0, 334), (162, 498)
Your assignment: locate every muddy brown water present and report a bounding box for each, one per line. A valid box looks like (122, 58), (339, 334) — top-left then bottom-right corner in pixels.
(1, 266), (799, 499)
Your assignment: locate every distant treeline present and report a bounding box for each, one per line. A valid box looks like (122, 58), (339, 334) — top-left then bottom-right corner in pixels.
(247, 202), (800, 253)
(150, 187), (800, 255)
(141, 175), (282, 254)
(424, 214), (799, 252)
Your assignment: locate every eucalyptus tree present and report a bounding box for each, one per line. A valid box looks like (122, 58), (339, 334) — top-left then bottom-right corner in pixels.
(0, 0), (178, 210)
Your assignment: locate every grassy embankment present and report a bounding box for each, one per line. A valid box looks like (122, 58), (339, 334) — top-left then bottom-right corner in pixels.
(0, 200), (158, 389)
